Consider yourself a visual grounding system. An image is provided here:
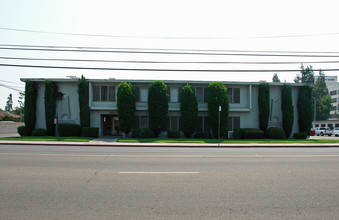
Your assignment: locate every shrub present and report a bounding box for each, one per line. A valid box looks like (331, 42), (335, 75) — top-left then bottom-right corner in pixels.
(78, 75), (90, 127)
(82, 127), (99, 138)
(266, 127), (286, 139)
(281, 84), (294, 138)
(180, 85), (198, 138)
(24, 80), (37, 135)
(148, 81), (169, 137)
(117, 82), (136, 135)
(297, 85), (313, 135)
(58, 123), (81, 137)
(208, 82), (229, 138)
(132, 128), (152, 138)
(17, 126), (27, 136)
(258, 82), (270, 132)
(194, 131), (211, 139)
(293, 132), (308, 139)
(168, 130), (180, 138)
(233, 128), (264, 139)
(32, 128), (48, 136)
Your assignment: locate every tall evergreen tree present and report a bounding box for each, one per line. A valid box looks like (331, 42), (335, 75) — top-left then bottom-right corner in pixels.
(297, 85), (313, 134)
(272, 73), (281, 82)
(314, 71), (332, 120)
(5, 93), (13, 112)
(207, 82), (229, 138)
(117, 82), (136, 136)
(281, 84), (293, 138)
(258, 82), (270, 132)
(24, 81), (37, 135)
(180, 85), (198, 137)
(78, 75), (90, 127)
(44, 80), (58, 136)
(148, 81), (169, 137)
(294, 64), (315, 84)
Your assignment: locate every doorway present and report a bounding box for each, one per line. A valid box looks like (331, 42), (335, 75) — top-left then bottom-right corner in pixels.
(102, 115), (121, 136)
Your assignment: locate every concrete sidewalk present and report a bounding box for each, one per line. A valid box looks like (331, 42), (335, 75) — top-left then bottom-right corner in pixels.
(1, 139), (339, 148)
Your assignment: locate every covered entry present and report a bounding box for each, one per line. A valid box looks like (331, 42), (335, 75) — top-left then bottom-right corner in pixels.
(102, 114), (122, 136)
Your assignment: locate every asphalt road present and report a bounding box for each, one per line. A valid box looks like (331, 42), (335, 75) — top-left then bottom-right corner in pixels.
(1, 145), (339, 220)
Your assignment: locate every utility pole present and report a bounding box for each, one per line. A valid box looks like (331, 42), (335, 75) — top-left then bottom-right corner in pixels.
(218, 106), (221, 147)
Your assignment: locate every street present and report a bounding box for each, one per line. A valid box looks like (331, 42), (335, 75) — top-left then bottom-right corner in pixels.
(1, 145), (339, 219)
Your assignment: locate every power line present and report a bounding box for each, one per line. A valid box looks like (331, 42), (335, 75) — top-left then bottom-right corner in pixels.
(1, 43), (339, 54)
(0, 79), (24, 85)
(1, 55), (339, 65)
(0, 83), (24, 92)
(3, 46), (339, 57)
(1, 62), (338, 72)
(1, 26), (339, 39)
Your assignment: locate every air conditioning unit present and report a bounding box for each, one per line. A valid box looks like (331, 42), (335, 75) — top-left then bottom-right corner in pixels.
(228, 131), (234, 139)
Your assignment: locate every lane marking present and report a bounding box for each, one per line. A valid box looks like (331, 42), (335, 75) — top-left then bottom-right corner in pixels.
(119, 171), (200, 174)
(1, 153), (339, 158)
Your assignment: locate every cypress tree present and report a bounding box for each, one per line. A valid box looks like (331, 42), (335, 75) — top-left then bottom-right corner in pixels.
(258, 82), (270, 132)
(44, 80), (57, 136)
(24, 80), (37, 135)
(297, 85), (313, 134)
(117, 82), (136, 136)
(180, 85), (198, 137)
(281, 84), (294, 138)
(148, 81), (169, 137)
(78, 75), (90, 127)
(207, 82), (229, 138)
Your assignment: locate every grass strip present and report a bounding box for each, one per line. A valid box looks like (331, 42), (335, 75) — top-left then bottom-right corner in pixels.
(0, 136), (94, 142)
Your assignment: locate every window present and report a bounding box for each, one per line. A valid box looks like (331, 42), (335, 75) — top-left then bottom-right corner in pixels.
(135, 87), (148, 102)
(133, 115), (148, 128)
(227, 116), (240, 131)
(93, 85), (115, 102)
(332, 106), (337, 111)
(168, 116), (181, 130)
(228, 88), (240, 104)
(197, 116), (210, 132)
(195, 87), (208, 103)
(330, 90), (337, 96)
(315, 124), (319, 127)
(170, 87), (179, 103)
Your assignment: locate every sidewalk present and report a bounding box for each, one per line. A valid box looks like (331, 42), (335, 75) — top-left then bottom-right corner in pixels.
(1, 138), (339, 148)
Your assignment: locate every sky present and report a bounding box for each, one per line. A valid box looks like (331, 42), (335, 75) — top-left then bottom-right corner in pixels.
(1, 0), (339, 109)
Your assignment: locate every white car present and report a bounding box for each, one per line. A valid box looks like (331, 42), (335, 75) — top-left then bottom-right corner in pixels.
(333, 128), (339, 137)
(315, 127), (333, 136)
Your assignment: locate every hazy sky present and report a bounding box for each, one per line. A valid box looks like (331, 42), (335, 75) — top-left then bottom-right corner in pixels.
(1, 0), (339, 109)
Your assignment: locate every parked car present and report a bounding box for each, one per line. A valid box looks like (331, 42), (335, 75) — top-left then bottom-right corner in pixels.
(333, 128), (339, 137)
(315, 127), (333, 136)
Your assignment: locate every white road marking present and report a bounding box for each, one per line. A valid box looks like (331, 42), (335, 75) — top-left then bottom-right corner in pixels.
(119, 171), (200, 174)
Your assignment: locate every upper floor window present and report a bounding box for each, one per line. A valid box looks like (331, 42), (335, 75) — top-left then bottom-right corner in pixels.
(169, 87), (180, 103)
(195, 87), (208, 103)
(330, 90), (337, 96)
(93, 85), (115, 102)
(135, 86), (148, 102)
(228, 88), (240, 104)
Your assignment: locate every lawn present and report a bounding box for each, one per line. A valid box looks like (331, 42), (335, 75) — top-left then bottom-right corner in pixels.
(0, 136), (94, 142)
(117, 137), (339, 144)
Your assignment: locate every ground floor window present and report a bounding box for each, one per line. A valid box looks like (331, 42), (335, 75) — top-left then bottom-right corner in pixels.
(227, 116), (240, 131)
(133, 115), (148, 129)
(197, 116), (210, 132)
(167, 116), (181, 130)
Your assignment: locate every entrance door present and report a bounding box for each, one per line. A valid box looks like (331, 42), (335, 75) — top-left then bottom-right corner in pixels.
(102, 115), (121, 136)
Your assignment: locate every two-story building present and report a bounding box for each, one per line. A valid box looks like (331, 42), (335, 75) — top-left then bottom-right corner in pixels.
(21, 78), (302, 138)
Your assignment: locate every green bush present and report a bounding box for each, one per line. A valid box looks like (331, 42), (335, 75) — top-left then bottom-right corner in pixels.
(58, 123), (81, 137)
(266, 127), (286, 139)
(180, 85), (198, 138)
(82, 127), (99, 138)
(32, 128), (48, 136)
(17, 126), (27, 136)
(208, 82), (229, 138)
(293, 132), (309, 139)
(168, 130), (180, 138)
(233, 128), (264, 139)
(132, 128), (152, 138)
(148, 81), (169, 137)
(117, 82), (136, 135)
(78, 76), (90, 127)
(194, 131), (211, 139)
(258, 82), (270, 132)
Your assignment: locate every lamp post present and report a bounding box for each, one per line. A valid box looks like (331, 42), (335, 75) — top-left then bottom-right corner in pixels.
(313, 97), (316, 122)
(218, 106), (221, 146)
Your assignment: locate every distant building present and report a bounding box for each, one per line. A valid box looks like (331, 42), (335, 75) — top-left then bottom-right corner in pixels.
(314, 75), (337, 82)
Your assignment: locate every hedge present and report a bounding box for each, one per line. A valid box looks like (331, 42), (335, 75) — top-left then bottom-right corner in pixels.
(293, 132), (308, 139)
(82, 127), (99, 138)
(58, 123), (81, 137)
(194, 131), (211, 139)
(17, 126), (27, 136)
(132, 128), (152, 138)
(168, 130), (180, 138)
(233, 128), (264, 139)
(266, 127), (286, 139)
(32, 128), (48, 136)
